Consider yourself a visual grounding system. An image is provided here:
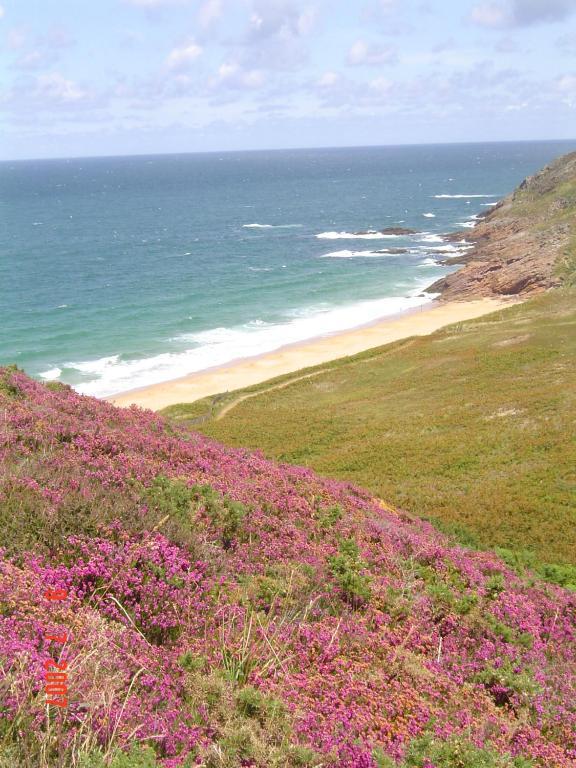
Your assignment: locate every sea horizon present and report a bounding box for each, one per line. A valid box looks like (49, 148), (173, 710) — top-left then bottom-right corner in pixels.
(2, 136), (575, 165)
(2, 139), (575, 398)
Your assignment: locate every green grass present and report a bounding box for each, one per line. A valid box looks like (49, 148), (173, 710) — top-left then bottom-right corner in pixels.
(515, 173), (576, 284)
(163, 290), (576, 570)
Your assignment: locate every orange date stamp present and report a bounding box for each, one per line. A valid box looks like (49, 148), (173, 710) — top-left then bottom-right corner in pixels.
(44, 588), (69, 708)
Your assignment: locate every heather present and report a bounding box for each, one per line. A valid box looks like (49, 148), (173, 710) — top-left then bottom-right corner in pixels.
(1, 368), (575, 767)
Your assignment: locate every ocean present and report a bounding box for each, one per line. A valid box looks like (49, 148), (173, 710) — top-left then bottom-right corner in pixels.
(1, 140), (574, 398)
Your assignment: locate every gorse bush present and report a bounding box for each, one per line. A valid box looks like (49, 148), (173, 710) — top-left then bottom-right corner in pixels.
(474, 658), (542, 708)
(193, 483), (248, 549)
(0, 368), (575, 767)
(77, 746), (161, 768)
(144, 474), (196, 521)
(495, 548), (576, 593)
(318, 503), (343, 529)
(485, 572), (506, 599)
(539, 562), (576, 591)
(399, 734), (537, 767)
(328, 537), (372, 607)
(0, 365), (22, 398)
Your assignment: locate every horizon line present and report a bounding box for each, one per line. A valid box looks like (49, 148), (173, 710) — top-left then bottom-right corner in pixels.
(2, 137), (575, 165)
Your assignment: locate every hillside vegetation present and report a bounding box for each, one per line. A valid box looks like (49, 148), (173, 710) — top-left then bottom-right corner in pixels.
(166, 290), (576, 573)
(1, 368), (575, 767)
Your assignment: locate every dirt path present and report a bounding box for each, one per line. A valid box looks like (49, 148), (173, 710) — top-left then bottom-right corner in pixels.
(214, 338), (419, 422)
(215, 367), (331, 421)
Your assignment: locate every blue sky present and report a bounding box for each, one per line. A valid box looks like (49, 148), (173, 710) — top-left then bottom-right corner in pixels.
(1, 0), (575, 159)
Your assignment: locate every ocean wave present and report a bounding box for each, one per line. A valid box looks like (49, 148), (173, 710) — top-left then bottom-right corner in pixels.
(248, 266), (274, 271)
(66, 355), (121, 375)
(434, 194), (498, 199)
(454, 221), (477, 228)
(68, 289), (438, 398)
(243, 223), (303, 229)
(417, 258), (441, 267)
(39, 367), (62, 381)
(320, 249), (403, 258)
(422, 213), (436, 218)
(316, 231), (401, 240)
(419, 234), (445, 243)
(425, 244), (473, 254)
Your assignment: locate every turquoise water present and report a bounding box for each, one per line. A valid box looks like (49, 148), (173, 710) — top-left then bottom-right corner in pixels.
(1, 140), (573, 397)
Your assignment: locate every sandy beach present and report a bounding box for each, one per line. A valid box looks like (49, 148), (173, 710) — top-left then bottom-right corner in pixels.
(108, 298), (515, 411)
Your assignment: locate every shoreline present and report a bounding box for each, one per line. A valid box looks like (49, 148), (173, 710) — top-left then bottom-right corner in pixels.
(108, 296), (518, 411)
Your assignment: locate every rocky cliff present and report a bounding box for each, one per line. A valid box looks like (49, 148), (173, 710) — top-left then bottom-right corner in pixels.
(430, 151), (576, 300)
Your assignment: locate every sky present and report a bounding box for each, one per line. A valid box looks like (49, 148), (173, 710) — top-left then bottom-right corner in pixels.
(0, 0), (575, 159)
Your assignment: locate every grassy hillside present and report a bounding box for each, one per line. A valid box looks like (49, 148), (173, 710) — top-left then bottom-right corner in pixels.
(165, 290), (576, 573)
(1, 368), (575, 767)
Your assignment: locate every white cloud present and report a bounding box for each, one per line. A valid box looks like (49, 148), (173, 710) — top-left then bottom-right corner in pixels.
(377, 0), (397, 12)
(362, 0), (409, 36)
(236, 1), (317, 72)
(317, 71), (339, 88)
(557, 74), (576, 107)
(296, 6), (317, 36)
(218, 62), (236, 79)
(347, 40), (397, 66)
(213, 62), (266, 90)
(198, 0), (223, 29)
(471, 0), (576, 28)
(504, 101), (529, 111)
(11, 28), (75, 71)
(471, 2), (508, 27)
(557, 74), (576, 92)
(0, 5), (5, 20)
(246, 1), (317, 42)
(166, 41), (203, 70)
(124, 0), (190, 7)
(369, 76), (393, 94)
(35, 73), (87, 104)
(16, 50), (46, 70)
(557, 33), (576, 52)
(8, 29), (26, 50)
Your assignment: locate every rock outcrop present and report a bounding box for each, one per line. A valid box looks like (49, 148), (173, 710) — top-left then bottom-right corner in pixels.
(379, 226), (418, 235)
(430, 151), (576, 300)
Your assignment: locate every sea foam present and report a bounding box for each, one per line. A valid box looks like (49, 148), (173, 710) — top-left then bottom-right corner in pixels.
(419, 234), (445, 243)
(434, 194), (498, 199)
(243, 223), (303, 229)
(316, 231), (401, 240)
(39, 367), (62, 381)
(320, 249), (404, 258)
(67, 355), (121, 374)
(68, 288), (438, 398)
(424, 243), (473, 254)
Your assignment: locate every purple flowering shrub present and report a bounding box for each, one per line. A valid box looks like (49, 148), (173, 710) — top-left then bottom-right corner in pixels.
(0, 368), (575, 767)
